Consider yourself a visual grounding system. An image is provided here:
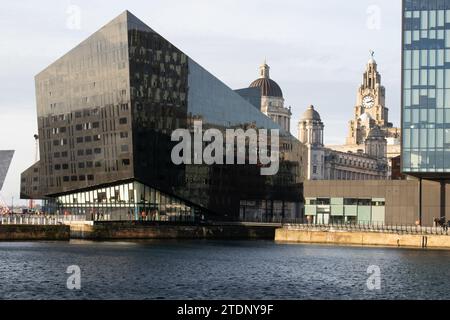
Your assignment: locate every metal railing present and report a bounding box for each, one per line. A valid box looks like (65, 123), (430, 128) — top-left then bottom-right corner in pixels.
(2, 214), (449, 236)
(284, 221), (450, 236)
(0, 215), (87, 225)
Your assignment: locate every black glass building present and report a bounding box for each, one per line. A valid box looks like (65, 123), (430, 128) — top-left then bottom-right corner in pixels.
(20, 11), (304, 221)
(402, 0), (450, 220)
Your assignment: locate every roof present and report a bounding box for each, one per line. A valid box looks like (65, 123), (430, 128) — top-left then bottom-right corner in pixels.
(249, 78), (283, 98)
(367, 126), (384, 138)
(301, 105), (321, 121)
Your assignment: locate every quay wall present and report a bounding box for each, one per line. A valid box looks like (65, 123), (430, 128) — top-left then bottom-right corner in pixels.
(69, 222), (276, 240)
(275, 227), (450, 249)
(0, 225), (70, 241)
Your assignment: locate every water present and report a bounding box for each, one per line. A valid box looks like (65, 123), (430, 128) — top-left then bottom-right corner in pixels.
(0, 240), (449, 300)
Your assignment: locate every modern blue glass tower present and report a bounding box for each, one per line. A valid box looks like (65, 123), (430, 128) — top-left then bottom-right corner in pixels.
(402, 0), (450, 221)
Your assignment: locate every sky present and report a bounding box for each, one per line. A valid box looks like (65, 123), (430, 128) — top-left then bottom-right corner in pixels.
(0, 0), (402, 205)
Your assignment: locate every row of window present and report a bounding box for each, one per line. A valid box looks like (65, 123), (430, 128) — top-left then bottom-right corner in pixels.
(54, 159), (131, 172)
(331, 156), (378, 170)
(54, 161), (101, 170)
(405, 9), (450, 30)
(403, 89), (450, 108)
(403, 149), (450, 170)
(62, 175), (95, 182)
(52, 132), (129, 146)
(308, 198), (385, 206)
(75, 122), (100, 131)
(404, 127), (450, 149)
(404, 68), (450, 89)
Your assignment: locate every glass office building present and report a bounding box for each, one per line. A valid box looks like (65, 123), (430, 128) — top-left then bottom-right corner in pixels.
(402, 0), (450, 176)
(402, 0), (450, 222)
(20, 11), (304, 221)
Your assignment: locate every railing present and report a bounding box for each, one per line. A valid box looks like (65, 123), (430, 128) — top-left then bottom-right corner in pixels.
(284, 221), (450, 236)
(2, 214), (449, 236)
(0, 215), (87, 225)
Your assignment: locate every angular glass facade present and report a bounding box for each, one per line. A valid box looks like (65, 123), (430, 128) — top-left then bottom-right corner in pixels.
(48, 181), (200, 221)
(402, 0), (450, 176)
(21, 11), (305, 221)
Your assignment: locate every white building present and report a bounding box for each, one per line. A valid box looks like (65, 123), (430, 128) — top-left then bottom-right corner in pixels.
(298, 106), (388, 181)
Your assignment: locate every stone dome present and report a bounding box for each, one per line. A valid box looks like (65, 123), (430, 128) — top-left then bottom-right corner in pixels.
(367, 126), (384, 138)
(301, 105), (321, 121)
(249, 78), (283, 98)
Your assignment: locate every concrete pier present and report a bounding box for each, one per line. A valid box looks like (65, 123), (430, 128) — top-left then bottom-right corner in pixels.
(275, 227), (450, 249)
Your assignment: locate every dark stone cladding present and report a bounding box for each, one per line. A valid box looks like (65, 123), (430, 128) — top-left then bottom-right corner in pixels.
(20, 11), (304, 219)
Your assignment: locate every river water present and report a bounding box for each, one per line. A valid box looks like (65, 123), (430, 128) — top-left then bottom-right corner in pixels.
(0, 240), (449, 300)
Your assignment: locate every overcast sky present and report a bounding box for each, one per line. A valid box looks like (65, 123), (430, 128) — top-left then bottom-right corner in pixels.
(0, 0), (402, 205)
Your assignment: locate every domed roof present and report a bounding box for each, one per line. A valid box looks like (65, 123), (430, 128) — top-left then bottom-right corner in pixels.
(301, 105), (321, 121)
(249, 61), (283, 98)
(367, 126), (384, 138)
(249, 78), (283, 98)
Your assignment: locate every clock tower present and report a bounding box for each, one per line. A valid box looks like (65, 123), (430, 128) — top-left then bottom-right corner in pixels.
(346, 51), (391, 145)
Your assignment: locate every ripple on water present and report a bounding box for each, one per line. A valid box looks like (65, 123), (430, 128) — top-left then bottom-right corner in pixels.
(0, 241), (449, 299)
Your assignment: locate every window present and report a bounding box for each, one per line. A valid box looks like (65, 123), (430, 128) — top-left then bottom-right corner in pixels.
(313, 166), (317, 174)
(119, 117), (127, 124)
(122, 159), (130, 166)
(313, 198), (330, 205)
(76, 137), (83, 143)
(94, 148), (101, 154)
(93, 135), (101, 141)
(84, 136), (92, 143)
(63, 176), (70, 182)
(95, 161), (102, 167)
(86, 161), (93, 168)
(120, 145), (129, 153)
(54, 152), (60, 158)
(77, 150), (84, 156)
(86, 149), (93, 155)
(55, 164), (61, 170)
(344, 198), (359, 205)
(61, 151), (68, 157)
(120, 132), (128, 138)
(87, 175), (94, 181)
(92, 122), (100, 129)
(75, 124), (83, 131)
(62, 164), (69, 170)
(78, 163), (85, 169)
(358, 199), (372, 206)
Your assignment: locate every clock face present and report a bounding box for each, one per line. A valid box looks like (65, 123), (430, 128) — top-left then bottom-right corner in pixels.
(362, 95), (375, 109)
